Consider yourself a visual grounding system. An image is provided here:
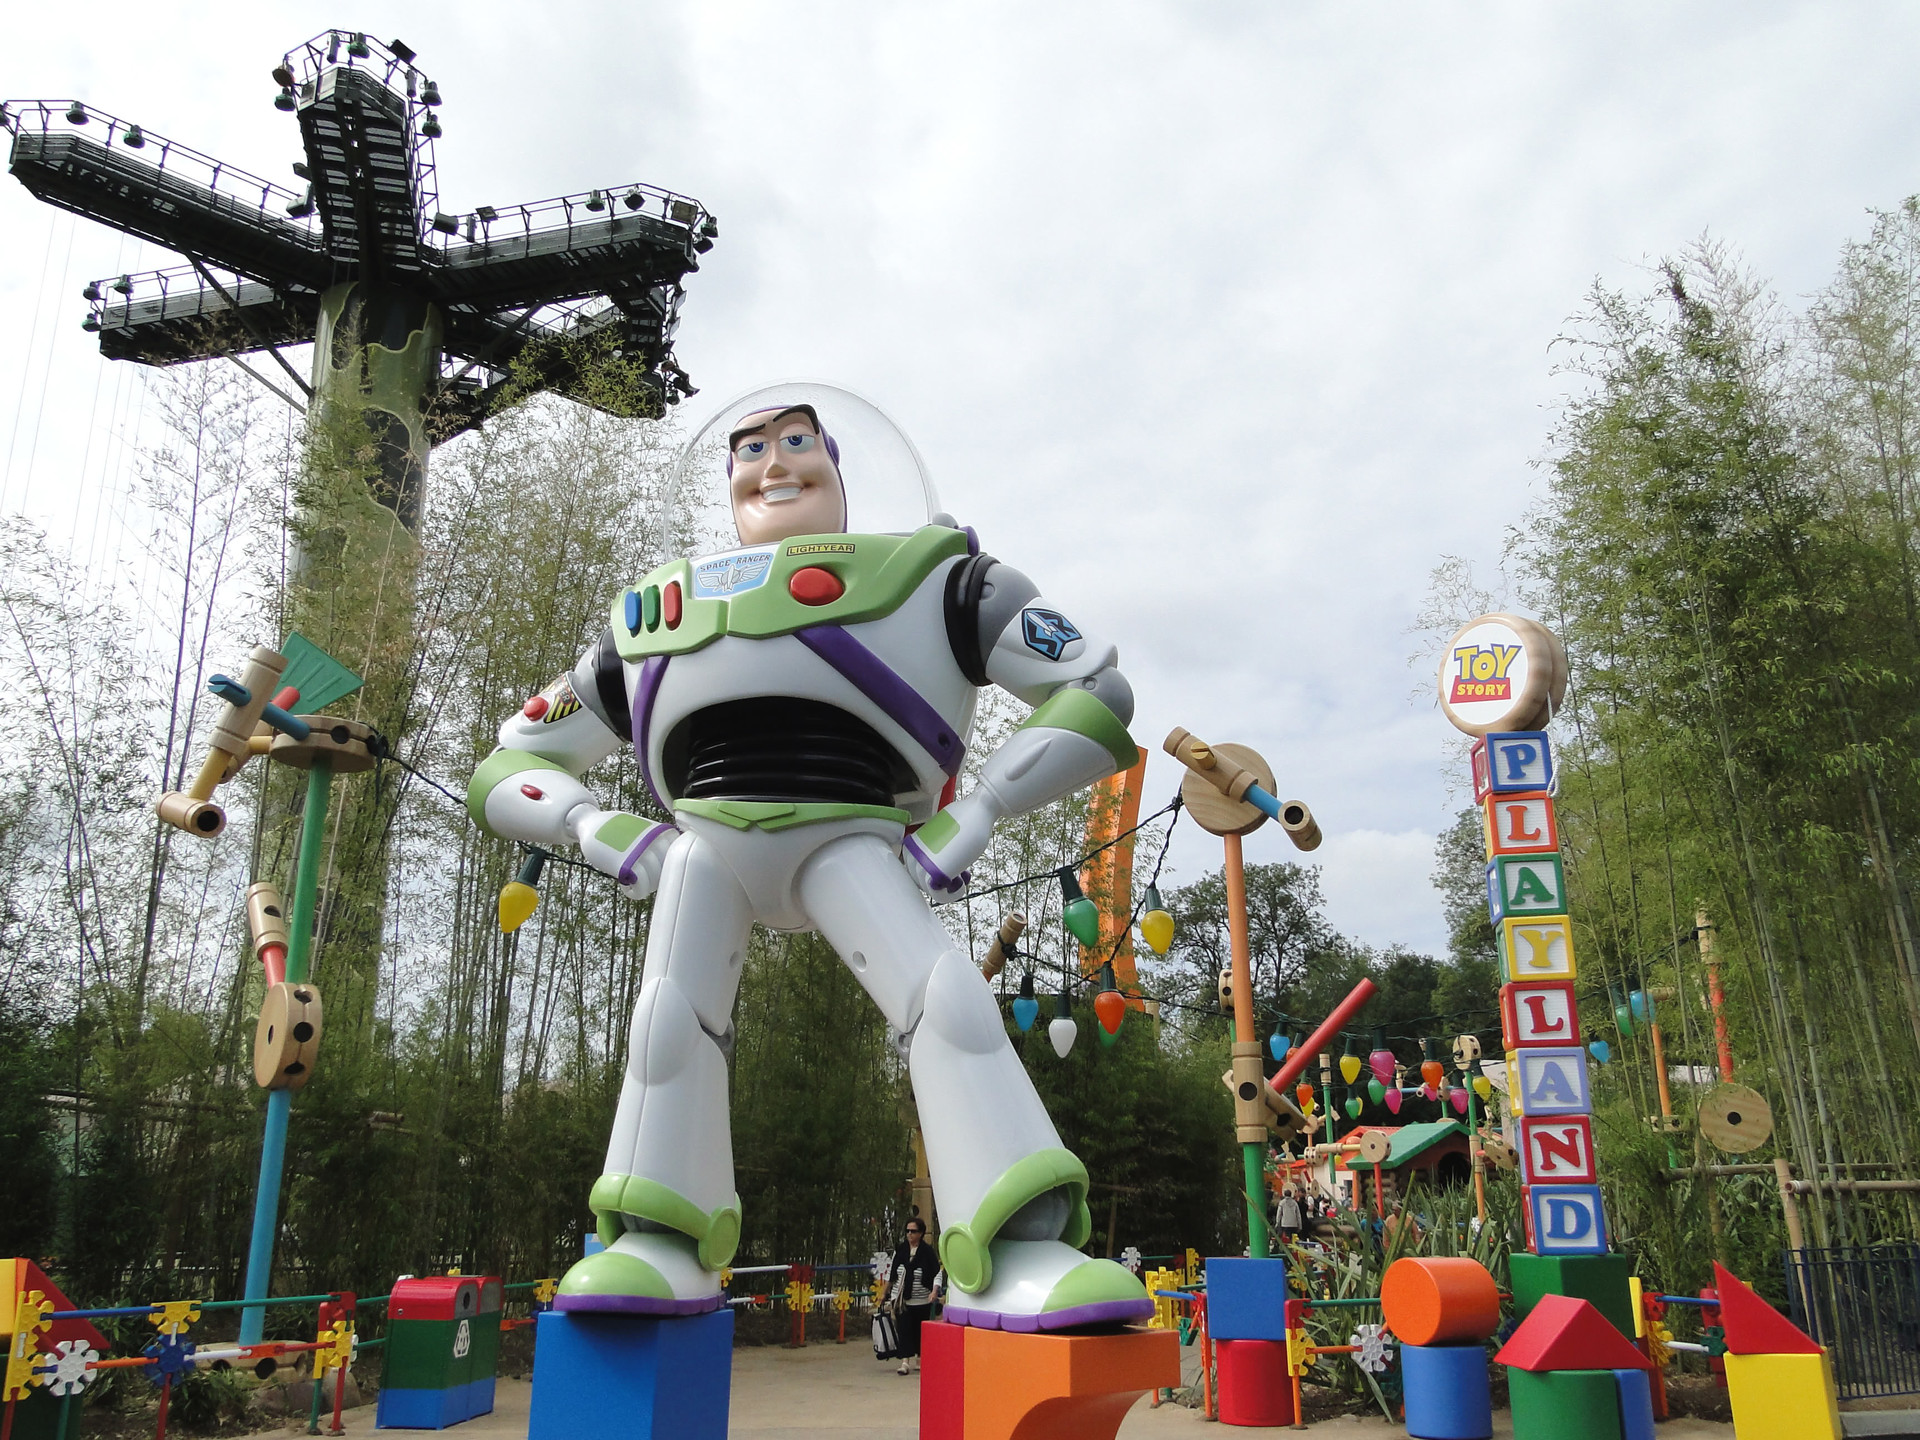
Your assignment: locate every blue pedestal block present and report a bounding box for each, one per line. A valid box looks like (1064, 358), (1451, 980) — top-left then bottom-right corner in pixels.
(1203, 1257), (1291, 1341)
(527, 1307), (732, 1440)
(1400, 1342), (1493, 1440)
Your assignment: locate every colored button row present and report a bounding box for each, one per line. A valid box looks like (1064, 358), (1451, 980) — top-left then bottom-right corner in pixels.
(625, 581), (685, 634)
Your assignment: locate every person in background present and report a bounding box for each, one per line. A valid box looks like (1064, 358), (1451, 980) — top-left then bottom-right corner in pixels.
(886, 1219), (943, 1375)
(1277, 1185), (1303, 1244)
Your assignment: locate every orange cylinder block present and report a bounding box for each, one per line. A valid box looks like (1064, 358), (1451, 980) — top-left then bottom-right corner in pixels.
(1380, 1257), (1500, 1347)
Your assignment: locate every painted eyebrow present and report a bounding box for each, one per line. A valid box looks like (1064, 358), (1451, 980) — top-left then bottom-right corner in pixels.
(728, 407), (817, 451)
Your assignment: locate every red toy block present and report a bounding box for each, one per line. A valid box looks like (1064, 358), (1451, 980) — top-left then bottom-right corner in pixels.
(1494, 1294), (1650, 1373)
(4, 1258), (107, 1351)
(1216, 1338), (1294, 1426)
(1501, 981), (1579, 1050)
(920, 1320), (966, 1440)
(1711, 1264), (1821, 1355)
(1520, 1117), (1597, 1184)
(952, 1325), (1179, 1440)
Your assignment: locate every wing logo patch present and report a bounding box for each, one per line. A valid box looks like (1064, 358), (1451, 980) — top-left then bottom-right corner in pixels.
(1021, 608), (1081, 661)
(692, 548), (774, 598)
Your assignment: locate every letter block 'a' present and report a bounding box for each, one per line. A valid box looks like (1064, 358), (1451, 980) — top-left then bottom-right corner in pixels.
(1521, 1116), (1597, 1184)
(1483, 790), (1559, 857)
(1488, 855), (1568, 923)
(1511, 1047), (1591, 1118)
(1503, 980), (1578, 1049)
(1500, 916), (1576, 983)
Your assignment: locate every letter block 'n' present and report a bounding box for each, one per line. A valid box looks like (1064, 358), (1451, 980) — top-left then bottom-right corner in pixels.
(1520, 1116), (1597, 1184)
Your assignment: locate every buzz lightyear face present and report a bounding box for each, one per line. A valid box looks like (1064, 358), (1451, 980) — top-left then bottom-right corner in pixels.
(727, 405), (846, 544)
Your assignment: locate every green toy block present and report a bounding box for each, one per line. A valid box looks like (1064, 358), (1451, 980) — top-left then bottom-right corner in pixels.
(1507, 1367), (1623, 1440)
(1510, 1251), (1636, 1338)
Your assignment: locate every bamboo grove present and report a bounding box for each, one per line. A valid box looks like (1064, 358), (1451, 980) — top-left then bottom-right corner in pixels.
(1505, 205), (1920, 1281)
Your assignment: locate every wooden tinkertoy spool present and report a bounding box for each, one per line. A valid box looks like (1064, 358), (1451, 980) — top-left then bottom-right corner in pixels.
(254, 982), (323, 1090)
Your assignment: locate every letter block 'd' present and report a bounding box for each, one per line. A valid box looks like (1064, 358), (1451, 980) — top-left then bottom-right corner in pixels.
(1502, 980), (1578, 1049)
(1482, 790), (1559, 857)
(1521, 1116), (1597, 1185)
(1487, 854), (1568, 924)
(1524, 1184), (1609, 1256)
(1485, 730), (1553, 794)
(1511, 1046), (1591, 1118)
(1499, 915), (1576, 984)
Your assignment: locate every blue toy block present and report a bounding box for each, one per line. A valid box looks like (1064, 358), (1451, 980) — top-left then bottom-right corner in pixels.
(527, 1307), (732, 1440)
(1203, 1257), (1290, 1341)
(1526, 1184), (1609, 1256)
(1514, 1047), (1591, 1117)
(1614, 1367), (1656, 1440)
(1400, 1342), (1494, 1440)
(1486, 731), (1553, 794)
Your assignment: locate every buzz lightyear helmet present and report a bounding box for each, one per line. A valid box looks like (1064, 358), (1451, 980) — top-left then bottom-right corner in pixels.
(666, 380), (942, 555)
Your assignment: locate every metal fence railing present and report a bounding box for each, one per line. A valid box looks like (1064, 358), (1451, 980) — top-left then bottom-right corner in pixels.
(1784, 1243), (1920, 1400)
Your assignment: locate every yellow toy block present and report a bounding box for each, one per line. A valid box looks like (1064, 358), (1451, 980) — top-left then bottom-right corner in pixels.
(1500, 915), (1576, 983)
(1724, 1350), (1842, 1440)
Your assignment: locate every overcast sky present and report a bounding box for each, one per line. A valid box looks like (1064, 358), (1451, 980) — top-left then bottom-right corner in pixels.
(4, 2), (1915, 958)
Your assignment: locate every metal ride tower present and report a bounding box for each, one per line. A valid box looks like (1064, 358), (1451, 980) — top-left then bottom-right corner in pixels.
(4, 29), (715, 513)
(5, 32), (715, 1339)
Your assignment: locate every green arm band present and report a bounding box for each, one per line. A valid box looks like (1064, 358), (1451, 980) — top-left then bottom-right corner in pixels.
(466, 748), (572, 832)
(1021, 686), (1140, 774)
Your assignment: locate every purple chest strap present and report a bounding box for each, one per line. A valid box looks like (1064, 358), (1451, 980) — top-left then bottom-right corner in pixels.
(794, 625), (966, 777)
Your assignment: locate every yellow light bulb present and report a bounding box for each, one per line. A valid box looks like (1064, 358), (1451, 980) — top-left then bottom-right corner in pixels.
(1139, 909), (1175, 956)
(1339, 1054), (1363, 1085)
(498, 880), (539, 934)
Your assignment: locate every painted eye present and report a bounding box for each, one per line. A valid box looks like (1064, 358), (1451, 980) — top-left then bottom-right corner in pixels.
(781, 433), (816, 453)
(737, 439), (766, 459)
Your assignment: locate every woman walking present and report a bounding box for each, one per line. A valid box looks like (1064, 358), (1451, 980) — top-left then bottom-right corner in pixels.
(885, 1219), (943, 1375)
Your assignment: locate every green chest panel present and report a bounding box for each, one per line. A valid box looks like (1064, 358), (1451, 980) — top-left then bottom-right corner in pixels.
(610, 525), (968, 661)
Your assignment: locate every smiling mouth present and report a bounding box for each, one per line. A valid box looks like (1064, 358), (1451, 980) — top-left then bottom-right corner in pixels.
(761, 482), (803, 503)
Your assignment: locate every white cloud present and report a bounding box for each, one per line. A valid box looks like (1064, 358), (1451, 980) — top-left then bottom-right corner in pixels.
(3, 1), (1912, 959)
(1311, 827), (1449, 960)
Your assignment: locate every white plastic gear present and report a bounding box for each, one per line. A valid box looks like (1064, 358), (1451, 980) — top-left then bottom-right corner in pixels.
(869, 1250), (893, 1285)
(1119, 1246), (1143, 1275)
(48, 1341), (98, 1397)
(1349, 1323), (1395, 1374)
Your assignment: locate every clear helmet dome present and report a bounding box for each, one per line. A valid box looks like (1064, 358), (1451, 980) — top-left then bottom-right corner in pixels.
(665, 380), (942, 557)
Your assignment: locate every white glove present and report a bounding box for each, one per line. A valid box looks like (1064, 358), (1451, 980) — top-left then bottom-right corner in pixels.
(902, 790), (996, 905)
(574, 809), (677, 902)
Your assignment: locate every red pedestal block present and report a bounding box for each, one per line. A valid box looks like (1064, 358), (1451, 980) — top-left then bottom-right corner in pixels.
(918, 1320), (1179, 1440)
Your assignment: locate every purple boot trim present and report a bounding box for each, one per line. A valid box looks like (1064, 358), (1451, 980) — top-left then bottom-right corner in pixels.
(553, 1290), (723, 1316)
(940, 1296), (1152, 1332)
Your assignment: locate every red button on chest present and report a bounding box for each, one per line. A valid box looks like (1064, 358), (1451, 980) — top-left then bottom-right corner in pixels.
(663, 580), (682, 629)
(788, 566), (844, 605)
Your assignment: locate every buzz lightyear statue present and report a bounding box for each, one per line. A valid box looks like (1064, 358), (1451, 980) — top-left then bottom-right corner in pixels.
(467, 382), (1151, 1331)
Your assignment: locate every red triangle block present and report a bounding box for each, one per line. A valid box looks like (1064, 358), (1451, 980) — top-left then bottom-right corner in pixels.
(1495, 1293), (1650, 1372)
(6, 1258), (108, 1350)
(1711, 1263), (1821, 1355)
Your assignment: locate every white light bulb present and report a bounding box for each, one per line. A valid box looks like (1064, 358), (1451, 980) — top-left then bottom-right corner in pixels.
(1049, 1016), (1078, 1059)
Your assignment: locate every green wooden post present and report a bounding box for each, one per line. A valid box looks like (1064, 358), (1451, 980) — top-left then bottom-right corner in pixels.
(239, 758), (334, 1345)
